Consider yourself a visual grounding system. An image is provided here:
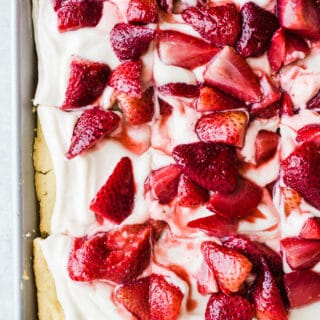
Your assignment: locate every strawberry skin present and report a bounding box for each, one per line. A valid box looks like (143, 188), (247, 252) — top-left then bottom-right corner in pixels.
(172, 142), (239, 193)
(90, 157), (135, 224)
(300, 217), (320, 240)
(126, 0), (158, 24)
(255, 130), (280, 165)
(281, 91), (298, 116)
(62, 57), (110, 110)
(66, 107), (120, 159)
(157, 83), (200, 98)
(296, 124), (320, 146)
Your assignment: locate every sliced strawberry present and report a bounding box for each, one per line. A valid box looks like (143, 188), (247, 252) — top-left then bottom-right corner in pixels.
(62, 57), (110, 110)
(307, 89), (320, 110)
(66, 107), (120, 159)
(281, 236), (320, 270)
(282, 142), (320, 210)
(109, 60), (142, 97)
(300, 217), (320, 240)
(284, 270), (320, 307)
(280, 187), (302, 217)
(159, 98), (173, 116)
(202, 241), (252, 293)
(157, 83), (200, 98)
(236, 2), (279, 57)
(250, 101), (280, 120)
(68, 223), (152, 283)
(204, 46), (261, 103)
(157, 30), (220, 70)
(255, 130), (279, 165)
(207, 177), (263, 219)
(196, 260), (217, 295)
(157, 0), (173, 13)
(126, 0), (158, 24)
(284, 31), (310, 65)
(205, 293), (254, 320)
(195, 111), (248, 148)
(281, 91), (298, 116)
(296, 124), (320, 146)
(110, 23), (155, 61)
(116, 87), (154, 125)
(90, 157), (135, 224)
(172, 142), (239, 193)
(177, 175), (209, 207)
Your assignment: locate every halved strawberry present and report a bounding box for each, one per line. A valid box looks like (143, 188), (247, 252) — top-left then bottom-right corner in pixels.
(126, 0), (158, 24)
(296, 124), (320, 146)
(204, 46), (261, 103)
(281, 236), (320, 270)
(109, 60), (142, 97)
(281, 91), (298, 116)
(90, 157), (135, 224)
(157, 30), (220, 70)
(195, 111), (248, 148)
(300, 217), (320, 240)
(207, 177), (263, 219)
(280, 187), (302, 217)
(307, 90), (320, 110)
(255, 130), (280, 165)
(268, 28), (286, 73)
(66, 107), (120, 159)
(62, 57), (110, 110)
(205, 293), (254, 320)
(172, 142), (239, 193)
(157, 83), (200, 98)
(284, 270), (320, 307)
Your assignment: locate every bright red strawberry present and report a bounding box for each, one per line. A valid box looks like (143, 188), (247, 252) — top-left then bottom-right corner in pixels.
(284, 270), (320, 307)
(110, 23), (155, 61)
(277, 0), (320, 40)
(66, 107), (120, 159)
(296, 124), (320, 146)
(236, 2), (279, 57)
(281, 91), (298, 116)
(204, 46), (261, 103)
(177, 175), (209, 207)
(205, 293), (254, 320)
(207, 177), (263, 219)
(195, 111), (248, 148)
(90, 157), (135, 223)
(157, 30), (220, 70)
(116, 87), (154, 125)
(300, 217), (320, 240)
(157, 0), (173, 13)
(307, 89), (320, 109)
(281, 236), (320, 270)
(255, 130), (280, 165)
(68, 223), (152, 283)
(126, 0), (158, 24)
(157, 83), (200, 98)
(61, 57), (110, 110)
(282, 142), (320, 210)
(172, 142), (239, 193)
(280, 187), (302, 217)
(159, 98), (173, 116)
(109, 60), (142, 97)
(202, 241), (252, 293)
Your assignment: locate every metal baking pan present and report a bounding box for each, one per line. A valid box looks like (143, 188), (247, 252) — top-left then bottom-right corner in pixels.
(12, 0), (38, 319)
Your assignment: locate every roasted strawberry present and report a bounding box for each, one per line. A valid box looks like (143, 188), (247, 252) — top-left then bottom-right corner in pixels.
(157, 83), (200, 98)
(281, 91), (298, 116)
(255, 130), (280, 165)
(66, 107), (120, 159)
(110, 23), (155, 61)
(207, 177), (263, 219)
(126, 0), (158, 24)
(307, 90), (320, 109)
(62, 57), (110, 110)
(280, 236), (320, 270)
(201, 241), (252, 293)
(296, 124), (320, 146)
(172, 142), (239, 193)
(195, 111), (248, 148)
(90, 157), (135, 224)
(157, 30), (219, 70)
(204, 46), (261, 103)
(159, 98), (173, 116)
(282, 142), (320, 210)
(300, 217), (320, 240)
(109, 60), (142, 97)
(205, 293), (254, 320)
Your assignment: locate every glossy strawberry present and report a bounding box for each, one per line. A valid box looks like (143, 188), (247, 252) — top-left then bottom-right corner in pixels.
(307, 90), (320, 110)
(157, 30), (219, 70)
(62, 57), (110, 110)
(300, 217), (320, 240)
(66, 107), (120, 159)
(157, 83), (200, 98)
(90, 157), (135, 224)
(202, 241), (252, 293)
(296, 124), (320, 146)
(204, 46), (261, 103)
(126, 0), (158, 24)
(205, 293), (254, 320)
(281, 91), (298, 116)
(172, 142), (239, 193)
(255, 130), (280, 165)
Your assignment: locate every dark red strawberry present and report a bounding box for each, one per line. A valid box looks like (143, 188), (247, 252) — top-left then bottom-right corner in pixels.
(68, 223), (152, 283)
(296, 124), (320, 146)
(300, 217), (320, 240)
(307, 89), (320, 109)
(204, 46), (261, 103)
(157, 30), (220, 70)
(149, 219), (168, 241)
(284, 270), (320, 307)
(195, 111), (248, 148)
(250, 101), (281, 120)
(66, 107), (120, 159)
(110, 23), (155, 61)
(109, 60), (142, 97)
(61, 57), (110, 110)
(177, 175), (209, 207)
(90, 157), (135, 224)
(157, 0), (173, 13)
(159, 98), (173, 116)
(281, 91), (298, 116)
(282, 142), (320, 210)
(126, 0), (158, 24)
(205, 293), (254, 320)
(255, 130), (280, 165)
(207, 177), (263, 219)
(281, 236), (320, 270)
(157, 83), (200, 98)
(201, 241), (252, 293)
(172, 142), (239, 193)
